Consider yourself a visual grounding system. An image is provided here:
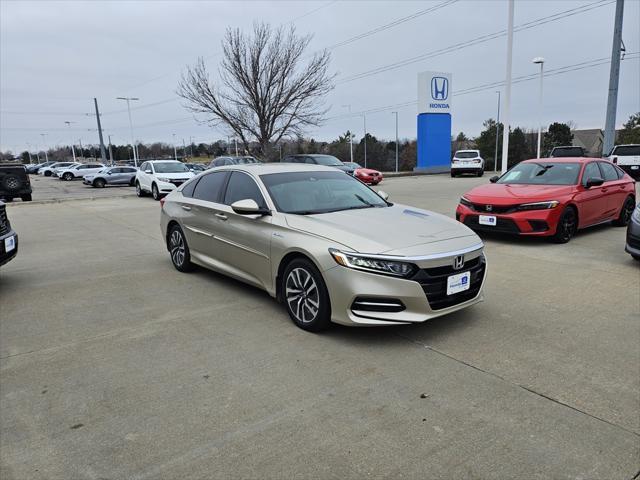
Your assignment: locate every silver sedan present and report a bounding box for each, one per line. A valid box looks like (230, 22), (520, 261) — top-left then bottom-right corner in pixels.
(160, 164), (487, 331)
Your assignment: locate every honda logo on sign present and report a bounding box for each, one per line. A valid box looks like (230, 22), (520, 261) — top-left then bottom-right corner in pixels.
(453, 255), (465, 270)
(431, 76), (449, 101)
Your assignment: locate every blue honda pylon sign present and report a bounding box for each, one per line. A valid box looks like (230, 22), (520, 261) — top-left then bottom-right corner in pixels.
(416, 71), (452, 173)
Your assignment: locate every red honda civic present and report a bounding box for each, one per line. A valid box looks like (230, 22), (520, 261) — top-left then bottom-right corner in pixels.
(456, 157), (636, 243)
(344, 162), (383, 185)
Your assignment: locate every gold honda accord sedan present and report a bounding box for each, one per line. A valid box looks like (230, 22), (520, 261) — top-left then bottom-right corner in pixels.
(160, 164), (487, 331)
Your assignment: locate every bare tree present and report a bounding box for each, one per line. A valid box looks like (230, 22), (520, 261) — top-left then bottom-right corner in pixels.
(178, 23), (334, 157)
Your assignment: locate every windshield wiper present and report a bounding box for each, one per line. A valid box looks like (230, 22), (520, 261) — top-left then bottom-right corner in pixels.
(535, 165), (554, 176)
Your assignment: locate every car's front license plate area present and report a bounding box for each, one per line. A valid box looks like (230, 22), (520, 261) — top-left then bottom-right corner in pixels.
(479, 215), (497, 226)
(447, 271), (470, 295)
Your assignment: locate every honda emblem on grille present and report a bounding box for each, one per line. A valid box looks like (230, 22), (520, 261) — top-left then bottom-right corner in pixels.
(485, 205), (493, 212)
(453, 255), (465, 270)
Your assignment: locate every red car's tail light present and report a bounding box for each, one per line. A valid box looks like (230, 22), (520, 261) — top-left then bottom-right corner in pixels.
(160, 197), (166, 208)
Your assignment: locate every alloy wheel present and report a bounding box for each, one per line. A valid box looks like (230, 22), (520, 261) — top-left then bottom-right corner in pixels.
(559, 209), (576, 242)
(169, 229), (185, 267)
(621, 198), (634, 224)
(285, 267), (320, 324)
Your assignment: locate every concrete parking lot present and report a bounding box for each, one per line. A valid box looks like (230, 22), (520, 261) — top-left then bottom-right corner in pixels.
(1, 175), (639, 479)
(25, 174), (137, 203)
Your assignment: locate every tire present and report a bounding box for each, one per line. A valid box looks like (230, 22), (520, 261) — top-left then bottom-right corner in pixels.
(552, 206), (577, 244)
(1, 174), (23, 191)
(613, 196), (635, 227)
(450, 172), (456, 178)
(282, 258), (331, 332)
(21, 194), (32, 201)
(152, 183), (161, 201)
(136, 181), (146, 197)
(632, 255), (640, 262)
(167, 224), (194, 272)
(94, 178), (106, 188)
(477, 170), (484, 177)
(44, 171), (52, 177)
(63, 172), (74, 181)
(129, 177), (136, 187)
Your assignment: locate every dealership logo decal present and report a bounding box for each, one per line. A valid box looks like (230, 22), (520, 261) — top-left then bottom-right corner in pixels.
(453, 255), (465, 270)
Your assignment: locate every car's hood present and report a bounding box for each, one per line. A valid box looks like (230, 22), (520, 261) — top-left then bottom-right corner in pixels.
(465, 183), (574, 204)
(155, 172), (194, 179)
(285, 203), (479, 255)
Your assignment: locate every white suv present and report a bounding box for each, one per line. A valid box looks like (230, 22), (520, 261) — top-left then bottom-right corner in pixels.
(607, 144), (640, 180)
(451, 150), (484, 177)
(57, 163), (105, 181)
(38, 162), (78, 177)
(135, 160), (195, 201)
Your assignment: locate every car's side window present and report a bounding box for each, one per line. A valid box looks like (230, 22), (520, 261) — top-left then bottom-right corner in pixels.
(140, 162), (148, 171)
(214, 159), (225, 167)
(181, 178), (199, 198)
(224, 158), (235, 166)
(223, 172), (267, 208)
(581, 163), (600, 184)
(192, 171), (228, 203)
(598, 162), (619, 182)
(305, 157), (316, 164)
(110, 168), (121, 174)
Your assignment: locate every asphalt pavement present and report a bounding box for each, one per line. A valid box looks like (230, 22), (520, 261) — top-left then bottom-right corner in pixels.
(1, 174), (638, 479)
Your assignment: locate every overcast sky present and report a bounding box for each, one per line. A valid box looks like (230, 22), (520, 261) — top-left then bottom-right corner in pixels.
(1, 0), (638, 153)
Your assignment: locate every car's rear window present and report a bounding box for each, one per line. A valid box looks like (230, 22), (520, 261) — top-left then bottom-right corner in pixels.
(612, 146), (640, 156)
(454, 152), (478, 159)
(551, 147), (584, 157)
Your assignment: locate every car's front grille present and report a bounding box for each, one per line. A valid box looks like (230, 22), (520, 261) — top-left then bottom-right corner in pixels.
(169, 179), (188, 186)
(627, 233), (640, 250)
(467, 203), (516, 214)
(0, 206), (9, 236)
(464, 216), (521, 234)
(411, 255), (486, 311)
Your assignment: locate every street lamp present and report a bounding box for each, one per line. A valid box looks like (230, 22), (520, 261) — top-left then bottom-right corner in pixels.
(363, 113), (367, 168)
(172, 133), (178, 161)
(391, 112), (399, 172)
(532, 57), (545, 159)
(116, 96), (140, 167)
(64, 121), (77, 162)
(341, 105), (354, 162)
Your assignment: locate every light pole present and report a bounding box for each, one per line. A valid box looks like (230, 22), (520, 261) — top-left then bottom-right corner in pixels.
(342, 105), (354, 162)
(532, 57), (545, 158)
(363, 113), (367, 168)
(500, 0), (514, 175)
(182, 138), (187, 159)
(107, 135), (114, 165)
(234, 138), (238, 156)
(78, 139), (83, 159)
(494, 91), (501, 172)
(40, 133), (48, 161)
(64, 121), (77, 162)
(26, 142), (33, 164)
(116, 96), (140, 167)
(172, 133), (178, 160)
(392, 111), (399, 172)
(189, 136), (195, 158)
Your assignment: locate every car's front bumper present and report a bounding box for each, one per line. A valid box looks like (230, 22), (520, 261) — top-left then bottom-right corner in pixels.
(157, 180), (179, 194)
(355, 174), (382, 184)
(456, 204), (562, 236)
(0, 229), (18, 267)
(323, 248), (487, 326)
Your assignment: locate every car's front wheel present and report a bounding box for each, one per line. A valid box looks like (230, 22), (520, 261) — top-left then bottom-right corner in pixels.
(135, 181), (146, 197)
(168, 224), (194, 272)
(63, 172), (74, 181)
(552, 206), (577, 243)
(613, 196), (635, 227)
(152, 183), (160, 201)
(94, 178), (106, 188)
(282, 258), (331, 332)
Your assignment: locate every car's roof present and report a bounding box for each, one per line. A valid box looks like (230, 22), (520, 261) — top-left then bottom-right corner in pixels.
(210, 163), (340, 175)
(148, 160), (183, 163)
(613, 144), (640, 147)
(521, 157), (597, 163)
(455, 149), (479, 152)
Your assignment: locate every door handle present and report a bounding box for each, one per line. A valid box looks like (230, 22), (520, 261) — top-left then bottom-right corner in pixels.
(215, 213), (228, 221)
(601, 188), (608, 193)
(181, 205), (192, 211)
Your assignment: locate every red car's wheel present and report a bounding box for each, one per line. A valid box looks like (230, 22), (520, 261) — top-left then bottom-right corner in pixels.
(552, 206), (577, 244)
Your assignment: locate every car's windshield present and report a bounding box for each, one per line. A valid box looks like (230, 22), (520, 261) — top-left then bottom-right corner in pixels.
(612, 145), (640, 156)
(260, 171), (388, 214)
(311, 155), (343, 166)
(154, 162), (189, 173)
(498, 162), (581, 185)
(455, 151), (478, 159)
(237, 157), (258, 164)
(344, 162), (361, 169)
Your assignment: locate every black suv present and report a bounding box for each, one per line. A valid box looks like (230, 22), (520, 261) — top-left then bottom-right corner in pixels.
(0, 201), (18, 267)
(0, 164), (32, 202)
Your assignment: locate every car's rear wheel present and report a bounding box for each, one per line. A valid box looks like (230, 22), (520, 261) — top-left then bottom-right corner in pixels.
(2, 174), (23, 191)
(552, 206), (577, 243)
(152, 183), (160, 201)
(613, 196), (635, 227)
(477, 169), (484, 177)
(282, 258), (331, 332)
(129, 177), (136, 186)
(136, 181), (146, 197)
(450, 171), (456, 178)
(44, 171), (52, 177)
(63, 172), (74, 181)
(21, 194), (32, 201)
(168, 224), (194, 272)
(94, 178), (106, 188)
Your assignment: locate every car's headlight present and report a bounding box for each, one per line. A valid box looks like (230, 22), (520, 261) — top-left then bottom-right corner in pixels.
(459, 196), (473, 207)
(516, 200), (560, 211)
(157, 177), (172, 183)
(632, 206), (640, 223)
(329, 249), (416, 277)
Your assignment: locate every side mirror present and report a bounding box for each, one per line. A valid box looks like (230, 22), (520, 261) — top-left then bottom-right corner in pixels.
(231, 199), (270, 216)
(584, 177), (604, 188)
(145, 169), (152, 174)
(377, 190), (389, 201)
(489, 176), (499, 183)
